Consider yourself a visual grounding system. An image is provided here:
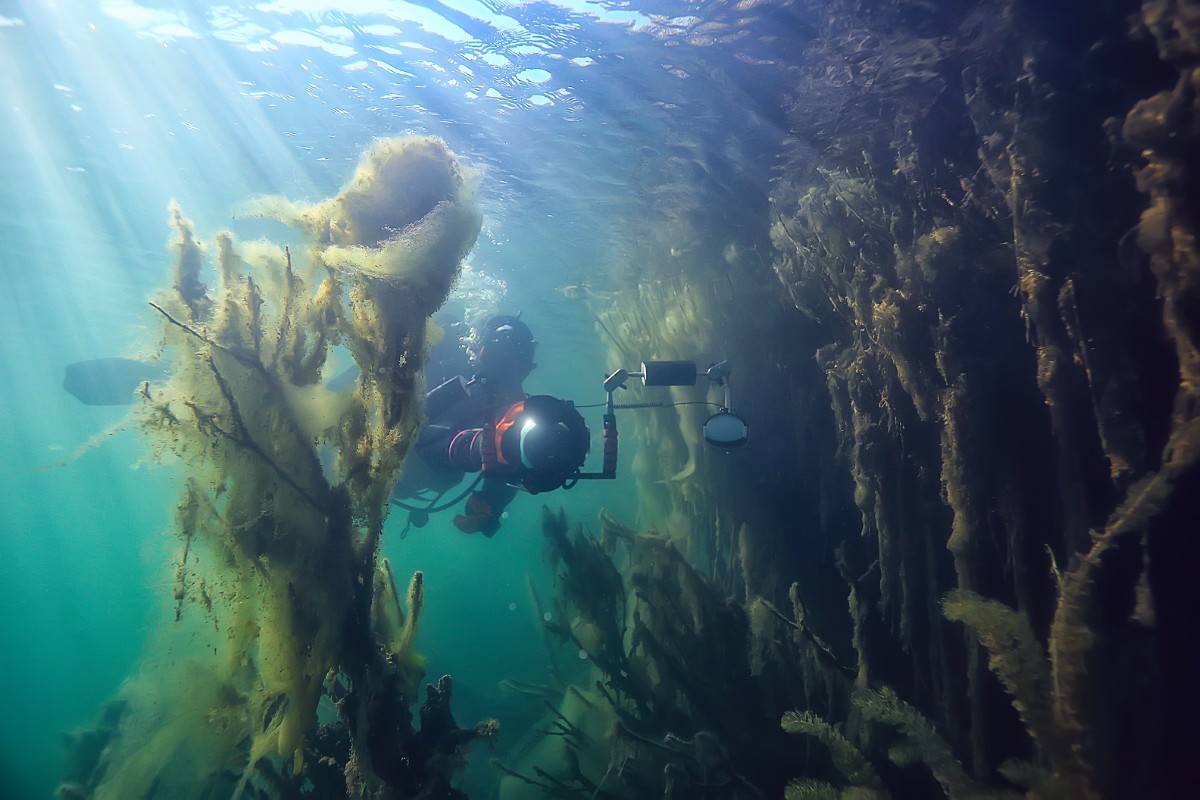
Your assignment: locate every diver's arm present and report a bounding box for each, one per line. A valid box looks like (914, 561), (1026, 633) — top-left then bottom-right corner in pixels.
(415, 381), (510, 472)
(446, 427), (485, 471)
(415, 422), (484, 471)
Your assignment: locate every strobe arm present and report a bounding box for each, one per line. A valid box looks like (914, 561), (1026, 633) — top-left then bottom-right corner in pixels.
(575, 360), (715, 481)
(576, 366), (631, 480)
(575, 387), (619, 480)
(575, 415), (618, 480)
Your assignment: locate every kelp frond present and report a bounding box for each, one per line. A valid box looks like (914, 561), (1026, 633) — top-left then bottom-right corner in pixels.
(942, 590), (1055, 757)
(854, 687), (1018, 800)
(781, 710), (883, 794)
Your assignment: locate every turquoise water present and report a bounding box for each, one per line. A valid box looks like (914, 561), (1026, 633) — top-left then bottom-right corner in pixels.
(2, 2), (1188, 797)
(0, 2), (716, 796)
(8, 1), (1191, 798)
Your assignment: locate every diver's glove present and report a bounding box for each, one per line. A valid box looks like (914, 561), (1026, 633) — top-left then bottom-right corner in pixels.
(453, 494), (500, 537)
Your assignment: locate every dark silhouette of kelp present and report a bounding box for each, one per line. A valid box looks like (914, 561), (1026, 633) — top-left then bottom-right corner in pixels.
(490, 508), (845, 798)
(495, 2), (1200, 797)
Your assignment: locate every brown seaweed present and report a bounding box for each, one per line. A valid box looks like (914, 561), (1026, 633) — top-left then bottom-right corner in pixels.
(60, 136), (489, 800)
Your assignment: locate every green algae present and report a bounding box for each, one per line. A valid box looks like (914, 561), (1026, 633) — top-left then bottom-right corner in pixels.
(60, 136), (489, 800)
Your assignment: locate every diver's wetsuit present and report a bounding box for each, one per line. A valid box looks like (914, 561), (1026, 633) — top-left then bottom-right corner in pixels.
(394, 312), (542, 535)
(412, 378), (525, 535)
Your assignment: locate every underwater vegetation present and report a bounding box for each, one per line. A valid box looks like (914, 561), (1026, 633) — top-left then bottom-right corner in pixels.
(499, 0), (1200, 798)
(59, 136), (495, 799)
(493, 508), (802, 799)
(51, 0), (1198, 797)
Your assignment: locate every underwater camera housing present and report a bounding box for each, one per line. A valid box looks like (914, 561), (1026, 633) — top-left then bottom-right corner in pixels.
(573, 359), (750, 483)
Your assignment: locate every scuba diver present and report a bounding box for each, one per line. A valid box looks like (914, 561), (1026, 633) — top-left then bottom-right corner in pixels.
(64, 312), (742, 538)
(392, 315), (591, 536)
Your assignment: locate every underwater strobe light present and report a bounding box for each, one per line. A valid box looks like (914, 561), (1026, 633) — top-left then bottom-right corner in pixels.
(605, 360), (749, 450)
(700, 361), (750, 449)
(574, 358), (750, 483)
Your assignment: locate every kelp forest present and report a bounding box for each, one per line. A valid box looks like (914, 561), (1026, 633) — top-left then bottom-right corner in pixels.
(500, 1), (1199, 798)
(57, 0), (1197, 798)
